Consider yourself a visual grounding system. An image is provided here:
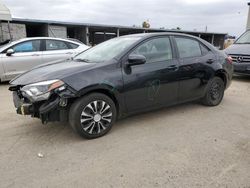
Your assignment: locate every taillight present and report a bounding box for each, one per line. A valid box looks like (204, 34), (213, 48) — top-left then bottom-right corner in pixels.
(226, 56), (233, 64)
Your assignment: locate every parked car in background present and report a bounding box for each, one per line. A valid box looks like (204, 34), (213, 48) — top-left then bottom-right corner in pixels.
(9, 33), (233, 139)
(225, 29), (250, 75)
(0, 37), (89, 82)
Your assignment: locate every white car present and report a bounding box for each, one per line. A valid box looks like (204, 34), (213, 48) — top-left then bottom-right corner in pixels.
(0, 37), (89, 82)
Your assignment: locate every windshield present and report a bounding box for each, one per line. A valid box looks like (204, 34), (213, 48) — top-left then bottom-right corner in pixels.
(74, 37), (141, 63)
(235, 30), (250, 44)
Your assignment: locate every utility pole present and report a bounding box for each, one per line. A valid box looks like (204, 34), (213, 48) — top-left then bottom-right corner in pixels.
(247, 2), (250, 29)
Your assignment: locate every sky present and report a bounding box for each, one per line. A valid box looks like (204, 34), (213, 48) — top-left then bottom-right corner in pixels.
(2, 0), (250, 37)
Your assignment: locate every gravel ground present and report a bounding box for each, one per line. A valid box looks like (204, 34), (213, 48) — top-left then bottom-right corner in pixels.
(0, 76), (250, 188)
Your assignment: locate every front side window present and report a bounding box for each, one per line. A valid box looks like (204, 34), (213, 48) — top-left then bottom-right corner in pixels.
(235, 30), (250, 44)
(46, 40), (69, 51)
(13, 40), (41, 53)
(175, 37), (202, 58)
(131, 37), (173, 63)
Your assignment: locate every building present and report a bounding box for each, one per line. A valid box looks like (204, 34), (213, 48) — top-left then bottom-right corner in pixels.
(0, 18), (226, 49)
(0, 1), (226, 49)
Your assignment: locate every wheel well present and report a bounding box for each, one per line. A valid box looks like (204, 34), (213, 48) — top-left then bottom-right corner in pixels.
(81, 89), (119, 114)
(215, 72), (227, 87)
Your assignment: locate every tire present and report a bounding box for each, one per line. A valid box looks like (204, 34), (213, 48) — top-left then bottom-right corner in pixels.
(69, 93), (117, 139)
(201, 77), (225, 106)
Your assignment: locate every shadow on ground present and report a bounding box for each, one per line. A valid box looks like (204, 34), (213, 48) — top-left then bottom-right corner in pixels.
(15, 101), (201, 144)
(0, 81), (10, 85)
(233, 75), (250, 82)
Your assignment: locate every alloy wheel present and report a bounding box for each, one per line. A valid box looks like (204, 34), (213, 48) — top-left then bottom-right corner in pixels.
(80, 100), (112, 135)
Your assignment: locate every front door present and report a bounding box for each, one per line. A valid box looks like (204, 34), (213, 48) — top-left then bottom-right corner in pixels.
(122, 36), (179, 113)
(2, 40), (42, 80)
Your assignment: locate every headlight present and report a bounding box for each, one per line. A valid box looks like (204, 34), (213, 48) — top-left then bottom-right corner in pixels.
(21, 80), (65, 102)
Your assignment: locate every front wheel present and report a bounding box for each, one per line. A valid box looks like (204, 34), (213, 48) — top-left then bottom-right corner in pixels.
(69, 93), (117, 139)
(201, 77), (225, 106)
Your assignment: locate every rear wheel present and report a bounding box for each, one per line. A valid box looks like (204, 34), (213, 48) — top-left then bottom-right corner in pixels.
(201, 77), (225, 106)
(69, 93), (117, 139)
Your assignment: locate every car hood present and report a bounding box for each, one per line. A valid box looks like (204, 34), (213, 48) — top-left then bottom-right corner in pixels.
(224, 44), (250, 55)
(10, 59), (97, 86)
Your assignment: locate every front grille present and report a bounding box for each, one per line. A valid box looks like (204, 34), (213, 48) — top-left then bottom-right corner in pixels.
(229, 54), (250, 63)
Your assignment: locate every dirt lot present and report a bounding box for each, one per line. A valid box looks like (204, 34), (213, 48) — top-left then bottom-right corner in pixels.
(0, 77), (250, 188)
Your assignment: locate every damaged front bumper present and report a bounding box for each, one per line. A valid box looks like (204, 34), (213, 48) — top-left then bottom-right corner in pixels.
(10, 85), (76, 124)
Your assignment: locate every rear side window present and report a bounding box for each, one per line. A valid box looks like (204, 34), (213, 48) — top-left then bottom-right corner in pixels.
(67, 42), (79, 49)
(46, 40), (69, 51)
(175, 37), (202, 58)
(131, 37), (173, 63)
(13, 40), (41, 53)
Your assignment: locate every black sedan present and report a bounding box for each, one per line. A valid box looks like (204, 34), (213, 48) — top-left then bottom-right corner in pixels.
(9, 33), (233, 139)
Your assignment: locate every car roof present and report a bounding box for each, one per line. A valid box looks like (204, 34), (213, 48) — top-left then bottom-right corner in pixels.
(14, 37), (82, 44)
(122, 32), (199, 39)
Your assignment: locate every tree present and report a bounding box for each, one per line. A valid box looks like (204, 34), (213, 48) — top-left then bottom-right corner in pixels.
(142, 21), (150, 28)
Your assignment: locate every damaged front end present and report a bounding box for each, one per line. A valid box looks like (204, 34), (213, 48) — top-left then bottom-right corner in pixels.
(9, 80), (76, 124)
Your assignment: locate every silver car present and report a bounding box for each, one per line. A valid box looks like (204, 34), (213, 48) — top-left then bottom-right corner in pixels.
(0, 37), (89, 82)
(224, 30), (250, 75)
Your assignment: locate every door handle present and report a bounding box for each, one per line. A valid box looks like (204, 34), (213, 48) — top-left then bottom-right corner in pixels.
(31, 54), (40, 56)
(206, 59), (214, 64)
(66, 52), (73, 55)
(166, 65), (178, 71)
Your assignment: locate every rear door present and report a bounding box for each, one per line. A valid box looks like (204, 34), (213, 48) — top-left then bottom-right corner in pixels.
(122, 36), (179, 112)
(42, 39), (75, 63)
(174, 36), (216, 102)
(1, 40), (42, 80)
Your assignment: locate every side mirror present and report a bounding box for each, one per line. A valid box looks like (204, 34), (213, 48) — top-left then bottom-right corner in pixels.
(6, 49), (15, 56)
(128, 54), (146, 66)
